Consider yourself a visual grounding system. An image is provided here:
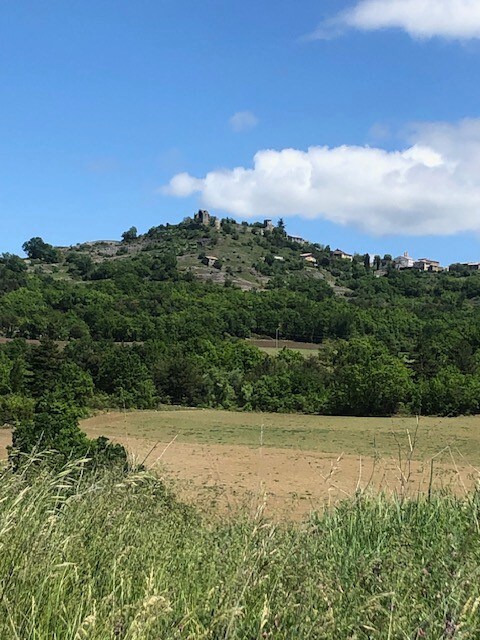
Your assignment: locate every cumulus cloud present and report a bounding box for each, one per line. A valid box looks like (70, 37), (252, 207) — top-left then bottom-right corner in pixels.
(312, 0), (480, 40)
(229, 111), (259, 133)
(163, 119), (480, 237)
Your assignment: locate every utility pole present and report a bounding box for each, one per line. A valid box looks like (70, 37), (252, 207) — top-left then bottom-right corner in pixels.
(275, 324), (280, 349)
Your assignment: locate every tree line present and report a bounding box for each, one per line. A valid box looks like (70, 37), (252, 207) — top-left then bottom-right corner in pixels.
(3, 238), (480, 432)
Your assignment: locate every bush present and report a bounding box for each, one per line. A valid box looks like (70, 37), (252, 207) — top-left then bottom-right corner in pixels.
(22, 237), (61, 263)
(8, 399), (128, 471)
(0, 394), (35, 425)
(121, 226), (138, 243)
(88, 435), (128, 469)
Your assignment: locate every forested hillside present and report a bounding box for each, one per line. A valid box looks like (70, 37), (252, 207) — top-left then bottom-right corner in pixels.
(2, 216), (480, 420)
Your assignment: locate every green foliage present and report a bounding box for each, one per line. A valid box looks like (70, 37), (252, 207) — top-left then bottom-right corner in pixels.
(97, 348), (156, 408)
(0, 287), (50, 337)
(0, 253), (27, 293)
(0, 350), (11, 393)
(0, 394), (35, 424)
(66, 251), (94, 277)
(22, 237), (61, 263)
(88, 435), (128, 468)
(27, 338), (63, 396)
(421, 367), (480, 416)
(5, 227), (480, 416)
(9, 398), (127, 470)
(1, 462), (480, 638)
(121, 226), (138, 242)
(328, 338), (414, 416)
(9, 399), (87, 466)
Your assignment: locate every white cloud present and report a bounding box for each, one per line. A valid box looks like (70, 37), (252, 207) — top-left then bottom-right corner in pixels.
(229, 111), (259, 133)
(312, 0), (480, 40)
(163, 119), (480, 237)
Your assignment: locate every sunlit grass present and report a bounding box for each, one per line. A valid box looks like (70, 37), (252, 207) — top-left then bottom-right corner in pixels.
(82, 409), (480, 464)
(1, 455), (480, 638)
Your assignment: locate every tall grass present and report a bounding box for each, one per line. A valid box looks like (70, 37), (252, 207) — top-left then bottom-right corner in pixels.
(1, 456), (480, 639)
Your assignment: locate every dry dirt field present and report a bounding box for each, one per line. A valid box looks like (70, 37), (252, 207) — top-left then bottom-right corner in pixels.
(82, 409), (480, 519)
(2, 409), (480, 519)
(245, 338), (320, 356)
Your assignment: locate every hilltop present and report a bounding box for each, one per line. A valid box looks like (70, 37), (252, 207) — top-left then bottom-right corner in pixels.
(22, 213), (474, 299)
(21, 213), (368, 295)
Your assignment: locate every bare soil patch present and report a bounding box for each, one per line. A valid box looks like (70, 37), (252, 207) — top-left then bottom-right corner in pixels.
(246, 338), (320, 351)
(3, 410), (478, 520)
(0, 429), (11, 460)
(82, 410), (480, 520)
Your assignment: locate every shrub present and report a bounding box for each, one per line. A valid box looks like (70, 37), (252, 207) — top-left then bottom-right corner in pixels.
(0, 394), (35, 425)
(8, 399), (128, 471)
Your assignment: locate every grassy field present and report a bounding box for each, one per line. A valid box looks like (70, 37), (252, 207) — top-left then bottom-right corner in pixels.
(80, 409), (480, 519)
(245, 338), (321, 356)
(3, 409), (480, 518)
(81, 409), (480, 461)
(1, 459), (480, 639)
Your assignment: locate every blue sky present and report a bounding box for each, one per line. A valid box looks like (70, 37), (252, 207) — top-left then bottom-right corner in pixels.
(2, 0), (480, 264)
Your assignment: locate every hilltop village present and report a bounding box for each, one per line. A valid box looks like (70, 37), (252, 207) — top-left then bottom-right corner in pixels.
(21, 210), (479, 292)
(185, 211), (477, 275)
(161, 211), (476, 275)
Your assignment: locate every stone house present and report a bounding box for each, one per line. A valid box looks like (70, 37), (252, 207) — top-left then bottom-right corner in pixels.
(300, 252), (317, 265)
(414, 258), (443, 272)
(331, 249), (353, 261)
(394, 252), (415, 269)
(287, 234), (306, 245)
(194, 210), (211, 226)
(204, 255), (218, 267)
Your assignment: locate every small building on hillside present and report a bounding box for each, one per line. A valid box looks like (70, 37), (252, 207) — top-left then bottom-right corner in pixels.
(414, 258), (443, 272)
(273, 255), (285, 262)
(287, 234), (306, 245)
(203, 255), (218, 267)
(394, 252), (415, 270)
(461, 262), (480, 271)
(194, 209), (211, 226)
(331, 249), (353, 261)
(300, 252), (317, 265)
(264, 219), (274, 232)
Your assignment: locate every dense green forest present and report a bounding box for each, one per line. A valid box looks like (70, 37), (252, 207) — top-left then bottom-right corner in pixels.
(2, 217), (480, 432)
